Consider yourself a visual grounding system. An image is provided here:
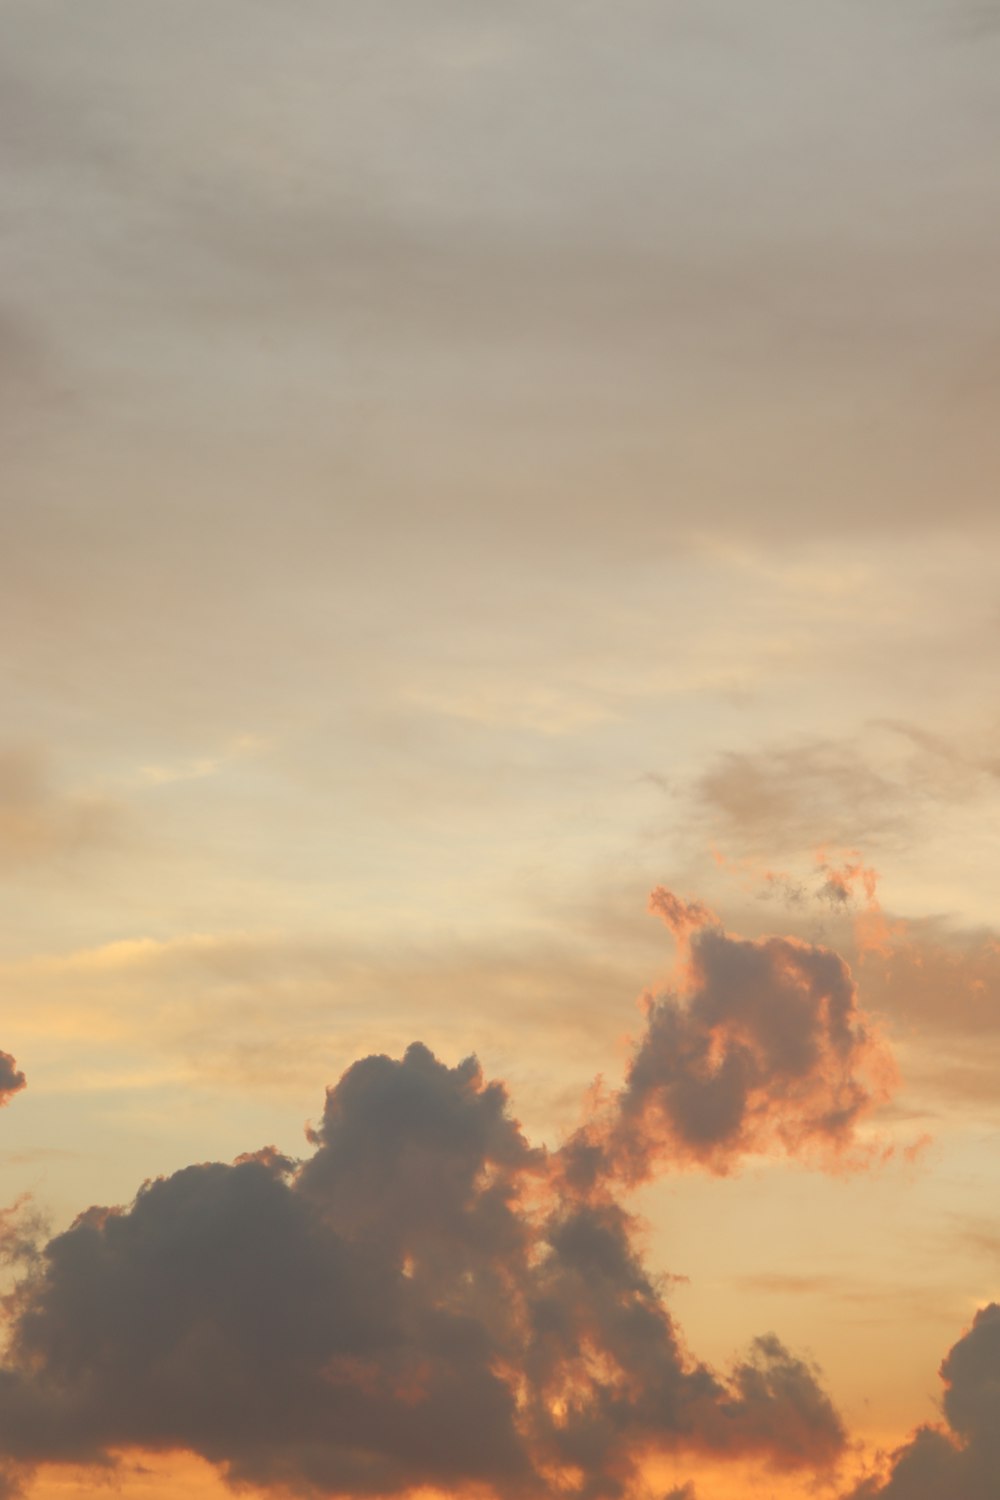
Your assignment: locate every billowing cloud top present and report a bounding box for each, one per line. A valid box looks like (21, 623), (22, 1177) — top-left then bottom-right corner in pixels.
(0, 898), (893, 1499)
(562, 889), (893, 1186)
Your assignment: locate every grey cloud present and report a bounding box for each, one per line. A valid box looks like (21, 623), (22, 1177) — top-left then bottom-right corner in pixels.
(712, 1335), (845, 1469)
(2, 0), (1000, 571)
(0, 1123), (527, 1497)
(0, 1054), (25, 1109)
(846, 1304), (1000, 1499)
(560, 896), (890, 1184)
(0, 1039), (848, 1498)
(4, 0), (1000, 805)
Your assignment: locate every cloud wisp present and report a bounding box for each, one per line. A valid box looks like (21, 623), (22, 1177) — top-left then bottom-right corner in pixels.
(0, 897), (892, 1499)
(0, 747), (119, 872)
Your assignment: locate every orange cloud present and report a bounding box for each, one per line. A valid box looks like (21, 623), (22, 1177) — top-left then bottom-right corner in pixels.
(561, 891), (896, 1186)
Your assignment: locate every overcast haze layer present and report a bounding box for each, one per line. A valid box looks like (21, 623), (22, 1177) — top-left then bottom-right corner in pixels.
(2, 4), (1000, 1498)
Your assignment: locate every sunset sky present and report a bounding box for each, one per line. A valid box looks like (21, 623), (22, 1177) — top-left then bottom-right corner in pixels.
(3, 3), (1000, 1498)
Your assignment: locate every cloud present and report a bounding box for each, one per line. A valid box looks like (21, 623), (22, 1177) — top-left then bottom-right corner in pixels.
(695, 741), (903, 855)
(846, 1304), (1000, 1499)
(136, 732), (269, 787)
(0, 924), (869, 1500)
(0, 924), (658, 1143)
(663, 855), (1000, 1112)
(854, 917), (1000, 1035)
(807, 908), (1000, 1110)
(0, 307), (51, 421)
(693, 725), (1000, 863)
(560, 891), (894, 1185)
(0, 747), (119, 871)
(0, 1198), (43, 1269)
(0, 1052), (25, 1108)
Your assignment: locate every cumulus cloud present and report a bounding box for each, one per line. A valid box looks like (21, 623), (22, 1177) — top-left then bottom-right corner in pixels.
(561, 890), (893, 1185)
(0, 900), (875, 1500)
(0, 1053), (25, 1108)
(846, 1304), (1000, 1499)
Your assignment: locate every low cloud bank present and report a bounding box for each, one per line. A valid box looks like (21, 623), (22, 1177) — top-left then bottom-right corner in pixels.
(0, 896), (892, 1498)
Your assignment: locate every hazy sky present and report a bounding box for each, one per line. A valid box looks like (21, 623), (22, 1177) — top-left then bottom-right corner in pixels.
(2, 3), (1000, 1497)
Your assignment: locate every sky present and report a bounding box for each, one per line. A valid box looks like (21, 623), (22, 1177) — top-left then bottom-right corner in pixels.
(2, 1), (1000, 1496)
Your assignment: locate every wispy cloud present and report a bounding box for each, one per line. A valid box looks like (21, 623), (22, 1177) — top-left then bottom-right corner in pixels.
(0, 747), (120, 871)
(136, 733), (269, 788)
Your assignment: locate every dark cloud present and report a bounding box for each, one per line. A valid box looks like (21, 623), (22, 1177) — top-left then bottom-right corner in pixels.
(561, 891), (892, 1185)
(846, 1304), (1000, 1499)
(0, 1053), (25, 1108)
(0, 994), (856, 1497)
